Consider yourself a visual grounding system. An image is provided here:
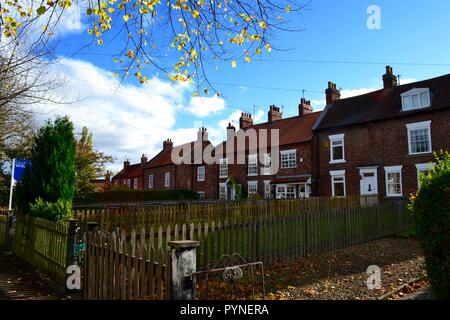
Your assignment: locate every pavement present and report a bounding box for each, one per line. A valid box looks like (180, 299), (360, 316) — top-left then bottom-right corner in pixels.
(0, 251), (81, 300)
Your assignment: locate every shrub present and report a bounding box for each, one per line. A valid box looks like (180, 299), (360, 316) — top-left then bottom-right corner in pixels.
(30, 198), (72, 222)
(409, 151), (450, 299)
(75, 189), (200, 203)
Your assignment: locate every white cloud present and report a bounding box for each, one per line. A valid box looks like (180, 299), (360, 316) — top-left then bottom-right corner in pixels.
(34, 58), (225, 173)
(340, 88), (377, 99)
(186, 96), (226, 117)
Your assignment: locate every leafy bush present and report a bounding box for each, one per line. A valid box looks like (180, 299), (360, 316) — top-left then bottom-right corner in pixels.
(409, 151), (450, 299)
(30, 198), (72, 221)
(15, 117), (76, 219)
(75, 189), (200, 203)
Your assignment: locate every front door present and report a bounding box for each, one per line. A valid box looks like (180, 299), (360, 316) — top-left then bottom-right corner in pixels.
(360, 168), (378, 195)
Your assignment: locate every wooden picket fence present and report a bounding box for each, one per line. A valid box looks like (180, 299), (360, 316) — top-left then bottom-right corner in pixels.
(74, 195), (385, 235)
(0, 211), (7, 249)
(84, 227), (170, 300)
(13, 214), (70, 287)
(84, 198), (412, 300)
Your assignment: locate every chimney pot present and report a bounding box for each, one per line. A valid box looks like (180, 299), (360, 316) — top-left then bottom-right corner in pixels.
(123, 159), (130, 168)
(325, 82), (341, 105)
(299, 97), (313, 116)
(163, 139), (173, 150)
(383, 65), (398, 89)
(268, 105), (283, 122)
(239, 112), (253, 129)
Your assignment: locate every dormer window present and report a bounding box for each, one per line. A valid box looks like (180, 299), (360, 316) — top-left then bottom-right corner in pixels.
(401, 88), (431, 111)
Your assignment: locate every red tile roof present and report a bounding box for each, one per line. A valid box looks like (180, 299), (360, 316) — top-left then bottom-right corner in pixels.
(316, 74), (450, 130)
(112, 162), (146, 180)
(215, 111), (321, 154)
(145, 140), (213, 169)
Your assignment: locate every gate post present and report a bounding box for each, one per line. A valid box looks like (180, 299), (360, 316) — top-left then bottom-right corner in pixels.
(168, 240), (199, 300)
(66, 219), (78, 267)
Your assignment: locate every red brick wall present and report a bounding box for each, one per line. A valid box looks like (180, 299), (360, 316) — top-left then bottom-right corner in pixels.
(315, 108), (450, 197)
(192, 164), (218, 199)
(218, 141), (314, 198)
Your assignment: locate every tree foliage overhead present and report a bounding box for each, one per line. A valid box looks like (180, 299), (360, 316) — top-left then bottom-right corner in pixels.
(0, 0), (308, 92)
(76, 126), (114, 197)
(15, 116), (76, 217)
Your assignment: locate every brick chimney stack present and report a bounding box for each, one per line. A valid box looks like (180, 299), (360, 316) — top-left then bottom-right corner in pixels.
(197, 127), (208, 141)
(163, 139), (173, 150)
(141, 154), (148, 163)
(299, 98), (313, 116)
(383, 65), (398, 89)
(123, 159), (130, 168)
(268, 105), (282, 123)
(325, 82), (341, 105)
(227, 122), (236, 140)
(239, 112), (253, 129)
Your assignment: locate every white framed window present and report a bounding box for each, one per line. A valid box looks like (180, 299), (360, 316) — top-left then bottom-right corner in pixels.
(264, 181), (271, 199)
(197, 166), (205, 182)
(401, 88), (431, 111)
(248, 181), (258, 195)
(385, 166), (403, 197)
(197, 191), (205, 199)
(127, 179), (131, 188)
(262, 154), (271, 175)
(280, 149), (297, 169)
(248, 154), (258, 176)
(276, 184), (296, 199)
(133, 177), (138, 189)
(165, 172), (170, 187)
(330, 170), (346, 197)
(416, 163), (436, 189)
(219, 183), (227, 200)
(219, 158), (228, 178)
(123, 179), (127, 186)
(148, 174), (154, 189)
(329, 134), (345, 164)
(406, 121), (432, 155)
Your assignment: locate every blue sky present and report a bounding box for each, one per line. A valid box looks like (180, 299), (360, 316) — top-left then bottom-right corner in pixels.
(38, 0), (450, 172)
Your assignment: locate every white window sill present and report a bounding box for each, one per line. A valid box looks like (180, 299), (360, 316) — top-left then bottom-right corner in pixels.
(330, 159), (346, 164)
(408, 152), (432, 156)
(247, 174), (258, 177)
(219, 176), (228, 179)
(386, 194), (403, 198)
(280, 166), (297, 169)
(197, 179), (205, 182)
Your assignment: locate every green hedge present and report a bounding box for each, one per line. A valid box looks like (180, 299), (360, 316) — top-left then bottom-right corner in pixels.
(409, 151), (450, 299)
(75, 189), (200, 203)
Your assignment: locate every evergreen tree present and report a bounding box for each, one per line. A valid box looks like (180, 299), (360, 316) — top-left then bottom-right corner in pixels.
(15, 117), (76, 218)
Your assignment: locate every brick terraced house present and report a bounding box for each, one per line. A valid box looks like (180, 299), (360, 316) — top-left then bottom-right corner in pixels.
(142, 128), (218, 199)
(313, 66), (450, 198)
(111, 155), (148, 190)
(214, 102), (321, 200)
(111, 67), (450, 200)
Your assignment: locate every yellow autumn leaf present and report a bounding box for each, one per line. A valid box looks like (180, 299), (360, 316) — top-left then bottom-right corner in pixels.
(97, 39), (103, 45)
(123, 14), (130, 22)
(285, 5), (291, 13)
(231, 60), (237, 68)
(192, 10), (199, 19)
(259, 21), (267, 29)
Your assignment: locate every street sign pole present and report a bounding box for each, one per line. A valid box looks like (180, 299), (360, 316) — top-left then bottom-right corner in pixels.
(8, 159), (15, 211)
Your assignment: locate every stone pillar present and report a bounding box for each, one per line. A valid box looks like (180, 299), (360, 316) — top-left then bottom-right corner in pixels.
(169, 240), (200, 300)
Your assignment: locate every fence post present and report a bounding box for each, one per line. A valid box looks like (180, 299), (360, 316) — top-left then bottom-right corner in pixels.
(168, 240), (199, 300)
(84, 222), (99, 299)
(67, 219), (78, 267)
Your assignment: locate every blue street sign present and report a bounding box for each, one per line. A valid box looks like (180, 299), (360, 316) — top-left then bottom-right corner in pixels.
(13, 159), (32, 182)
